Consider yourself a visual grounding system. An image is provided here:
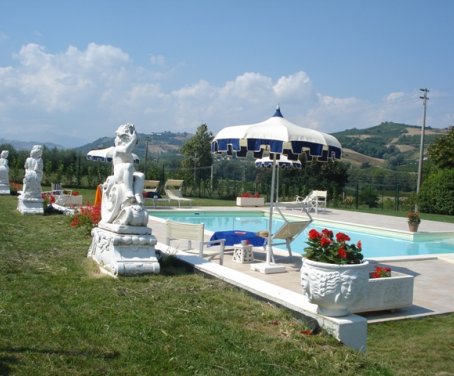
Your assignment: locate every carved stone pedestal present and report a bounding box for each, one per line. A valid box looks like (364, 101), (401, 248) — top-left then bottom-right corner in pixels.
(0, 184), (9, 195)
(17, 196), (44, 214)
(88, 223), (160, 277)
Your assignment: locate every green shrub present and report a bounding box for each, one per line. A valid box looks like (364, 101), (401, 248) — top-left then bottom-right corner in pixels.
(419, 169), (454, 215)
(360, 187), (379, 208)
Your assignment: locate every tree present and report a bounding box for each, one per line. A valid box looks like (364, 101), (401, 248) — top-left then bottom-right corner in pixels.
(427, 127), (454, 169)
(180, 124), (213, 196)
(419, 169), (454, 215)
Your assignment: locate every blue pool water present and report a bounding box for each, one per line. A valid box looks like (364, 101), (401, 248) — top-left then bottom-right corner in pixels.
(149, 210), (454, 259)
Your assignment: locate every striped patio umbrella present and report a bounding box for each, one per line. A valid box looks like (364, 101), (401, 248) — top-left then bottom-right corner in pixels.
(211, 106), (342, 272)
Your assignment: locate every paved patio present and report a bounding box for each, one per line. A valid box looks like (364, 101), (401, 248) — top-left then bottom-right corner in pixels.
(147, 207), (454, 324)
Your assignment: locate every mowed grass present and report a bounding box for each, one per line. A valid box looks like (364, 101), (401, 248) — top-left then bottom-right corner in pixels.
(1, 195), (454, 375)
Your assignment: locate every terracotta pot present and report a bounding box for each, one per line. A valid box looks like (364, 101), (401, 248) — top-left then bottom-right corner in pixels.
(301, 258), (369, 317)
(408, 222), (419, 232)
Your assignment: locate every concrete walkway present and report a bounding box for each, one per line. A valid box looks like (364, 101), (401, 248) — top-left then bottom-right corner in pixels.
(147, 207), (454, 324)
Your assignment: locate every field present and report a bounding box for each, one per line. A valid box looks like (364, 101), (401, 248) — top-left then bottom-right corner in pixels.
(1, 194), (454, 375)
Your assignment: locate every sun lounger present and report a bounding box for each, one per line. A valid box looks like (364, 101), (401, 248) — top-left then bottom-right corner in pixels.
(143, 180), (168, 207)
(164, 179), (192, 208)
(281, 190), (327, 213)
(269, 219), (312, 257)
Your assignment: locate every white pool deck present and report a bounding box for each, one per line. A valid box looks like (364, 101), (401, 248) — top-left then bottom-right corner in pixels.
(147, 206), (454, 350)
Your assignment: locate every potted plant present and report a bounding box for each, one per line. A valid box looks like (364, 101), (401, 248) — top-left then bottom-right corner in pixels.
(300, 228), (369, 317)
(350, 265), (414, 313)
(236, 192), (264, 207)
(407, 211), (421, 232)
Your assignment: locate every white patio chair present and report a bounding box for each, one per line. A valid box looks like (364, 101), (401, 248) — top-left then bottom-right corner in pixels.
(165, 220), (225, 264)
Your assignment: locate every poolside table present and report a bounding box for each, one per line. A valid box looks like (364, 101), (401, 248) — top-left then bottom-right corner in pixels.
(210, 230), (266, 247)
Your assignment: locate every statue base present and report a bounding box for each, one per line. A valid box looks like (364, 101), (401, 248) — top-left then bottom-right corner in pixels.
(17, 196), (44, 214)
(88, 223), (160, 277)
(0, 183), (10, 195)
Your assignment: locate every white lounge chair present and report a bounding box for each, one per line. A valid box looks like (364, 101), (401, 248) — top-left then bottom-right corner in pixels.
(165, 220), (225, 264)
(164, 179), (193, 208)
(280, 195), (308, 211)
(143, 180), (160, 196)
(282, 190), (327, 213)
(310, 190), (327, 213)
(143, 180), (167, 207)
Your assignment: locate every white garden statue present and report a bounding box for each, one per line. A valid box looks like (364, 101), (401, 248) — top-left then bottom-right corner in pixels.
(22, 145), (44, 199)
(88, 123), (160, 276)
(0, 150), (10, 194)
(17, 145), (45, 214)
(100, 123), (147, 226)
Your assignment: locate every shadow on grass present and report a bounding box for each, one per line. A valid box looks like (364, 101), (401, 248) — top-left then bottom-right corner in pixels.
(157, 252), (195, 276)
(0, 347), (119, 375)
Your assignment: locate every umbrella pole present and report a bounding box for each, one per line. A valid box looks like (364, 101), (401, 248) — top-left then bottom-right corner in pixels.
(266, 156), (277, 265)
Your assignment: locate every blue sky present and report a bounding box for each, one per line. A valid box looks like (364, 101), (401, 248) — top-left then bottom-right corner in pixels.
(1, 0), (453, 147)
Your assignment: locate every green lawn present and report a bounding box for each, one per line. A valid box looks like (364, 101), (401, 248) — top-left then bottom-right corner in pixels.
(1, 194), (454, 375)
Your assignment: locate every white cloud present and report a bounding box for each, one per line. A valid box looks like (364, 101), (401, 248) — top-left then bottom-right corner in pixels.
(0, 42), (451, 147)
(384, 91), (405, 102)
(149, 54), (165, 65)
(273, 71), (313, 102)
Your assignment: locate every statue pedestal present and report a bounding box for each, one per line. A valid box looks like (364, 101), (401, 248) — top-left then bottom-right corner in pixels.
(88, 223), (160, 277)
(17, 196), (44, 214)
(0, 183), (9, 195)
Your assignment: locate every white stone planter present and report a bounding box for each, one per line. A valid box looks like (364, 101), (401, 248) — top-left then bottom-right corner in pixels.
(236, 197), (265, 207)
(301, 258), (370, 317)
(351, 271), (414, 313)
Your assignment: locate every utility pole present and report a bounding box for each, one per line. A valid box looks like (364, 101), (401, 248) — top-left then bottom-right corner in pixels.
(144, 138), (149, 180)
(416, 88), (429, 211)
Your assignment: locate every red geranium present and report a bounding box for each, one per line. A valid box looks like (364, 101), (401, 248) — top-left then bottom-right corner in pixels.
(370, 266), (391, 278)
(336, 232), (350, 242)
(321, 228), (333, 238)
(69, 204), (101, 235)
(240, 192), (261, 198)
(308, 229), (321, 240)
(304, 227), (363, 265)
(338, 247), (347, 259)
(320, 237), (332, 247)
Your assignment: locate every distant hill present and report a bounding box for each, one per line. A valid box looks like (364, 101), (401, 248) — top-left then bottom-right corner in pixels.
(0, 138), (65, 151)
(332, 122), (449, 167)
(3, 122), (449, 168)
(74, 131), (193, 157)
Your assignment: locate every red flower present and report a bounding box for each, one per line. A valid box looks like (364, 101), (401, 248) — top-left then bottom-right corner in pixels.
(370, 266), (391, 278)
(321, 228), (333, 238)
(357, 240), (362, 250)
(304, 227), (363, 265)
(338, 247), (347, 259)
(320, 237), (332, 247)
(336, 232), (351, 242)
(308, 229), (321, 240)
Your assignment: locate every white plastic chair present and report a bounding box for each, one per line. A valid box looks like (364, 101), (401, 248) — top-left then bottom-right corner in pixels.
(165, 220), (225, 264)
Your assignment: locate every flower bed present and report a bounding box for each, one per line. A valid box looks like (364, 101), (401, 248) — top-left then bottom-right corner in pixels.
(236, 197), (265, 207)
(350, 270), (414, 313)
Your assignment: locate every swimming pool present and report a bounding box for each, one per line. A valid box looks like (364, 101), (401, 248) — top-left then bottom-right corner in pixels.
(149, 210), (454, 259)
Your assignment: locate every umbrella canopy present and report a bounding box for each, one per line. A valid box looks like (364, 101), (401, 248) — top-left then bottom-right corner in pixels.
(212, 106), (342, 271)
(86, 147), (140, 164)
(212, 107), (341, 161)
